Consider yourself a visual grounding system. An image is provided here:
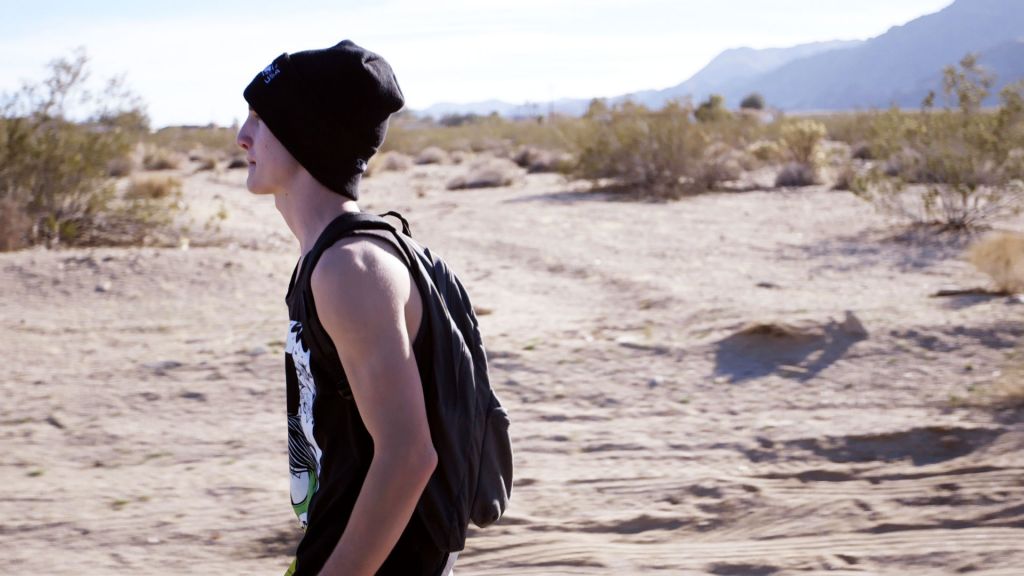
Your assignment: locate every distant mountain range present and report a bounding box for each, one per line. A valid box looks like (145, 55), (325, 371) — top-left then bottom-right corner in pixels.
(418, 0), (1024, 118)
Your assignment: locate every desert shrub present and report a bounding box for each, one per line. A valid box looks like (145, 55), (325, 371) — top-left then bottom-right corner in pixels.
(853, 55), (1024, 229)
(696, 142), (744, 190)
(771, 119), (827, 187)
(695, 94), (731, 123)
(447, 157), (522, 190)
(380, 150), (411, 170)
(569, 99), (709, 198)
(740, 93), (765, 110)
(226, 156), (247, 169)
(511, 146), (573, 173)
(0, 49), (178, 248)
(779, 119), (827, 165)
(142, 146), (183, 170)
(775, 162), (819, 187)
(832, 161), (860, 191)
(415, 146), (450, 165)
(851, 142), (874, 160)
(967, 232), (1024, 293)
(381, 151), (413, 171)
(748, 140), (782, 163)
(365, 151), (412, 176)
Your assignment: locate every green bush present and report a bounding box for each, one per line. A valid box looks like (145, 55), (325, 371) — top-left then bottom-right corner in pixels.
(0, 49), (182, 248)
(853, 54), (1024, 229)
(695, 94), (731, 123)
(569, 99), (709, 198)
(740, 93), (765, 111)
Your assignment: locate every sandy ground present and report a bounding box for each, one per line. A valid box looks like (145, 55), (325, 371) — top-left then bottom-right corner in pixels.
(1, 161), (1023, 575)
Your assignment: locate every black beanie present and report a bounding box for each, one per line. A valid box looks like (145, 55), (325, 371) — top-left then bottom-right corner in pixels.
(243, 40), (405, 200)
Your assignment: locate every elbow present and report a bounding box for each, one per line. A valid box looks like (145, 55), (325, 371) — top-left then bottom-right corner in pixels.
(417, 443), (438, 485)
(378, 436), (437, 487)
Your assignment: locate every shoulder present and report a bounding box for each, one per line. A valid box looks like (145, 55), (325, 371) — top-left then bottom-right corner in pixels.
(309, 235), (412, 329)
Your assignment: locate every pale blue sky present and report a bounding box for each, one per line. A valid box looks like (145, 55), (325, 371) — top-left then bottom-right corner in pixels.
(0, 0), (954, 127)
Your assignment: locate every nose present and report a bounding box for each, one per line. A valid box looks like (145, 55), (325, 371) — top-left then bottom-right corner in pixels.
(236, 118), (252, 151)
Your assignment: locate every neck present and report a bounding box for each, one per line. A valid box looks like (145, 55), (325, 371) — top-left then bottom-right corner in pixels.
(274, 171), (360, 256)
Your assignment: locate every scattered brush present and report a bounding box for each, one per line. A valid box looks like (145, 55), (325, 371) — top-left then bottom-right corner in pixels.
(226, 156), (248, 169)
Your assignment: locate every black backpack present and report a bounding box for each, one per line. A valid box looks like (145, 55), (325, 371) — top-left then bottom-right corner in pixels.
(307, 210), (513, 553)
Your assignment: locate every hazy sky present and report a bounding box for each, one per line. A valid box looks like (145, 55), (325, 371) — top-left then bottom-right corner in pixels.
(0, 0), (954, 127)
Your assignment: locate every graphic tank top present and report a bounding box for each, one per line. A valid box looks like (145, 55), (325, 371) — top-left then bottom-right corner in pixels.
(283, 225), (448, 576)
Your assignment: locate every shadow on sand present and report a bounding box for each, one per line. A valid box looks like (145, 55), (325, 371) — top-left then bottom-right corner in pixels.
(713, 312), (869, 383)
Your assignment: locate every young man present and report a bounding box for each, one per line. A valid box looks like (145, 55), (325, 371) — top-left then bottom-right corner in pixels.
(237, 40), (457, 576)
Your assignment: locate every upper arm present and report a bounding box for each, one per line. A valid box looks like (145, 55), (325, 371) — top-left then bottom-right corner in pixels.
(310, 238), (431, 453)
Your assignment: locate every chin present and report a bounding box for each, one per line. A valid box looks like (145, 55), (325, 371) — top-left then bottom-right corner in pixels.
(245, 176), (272, 195)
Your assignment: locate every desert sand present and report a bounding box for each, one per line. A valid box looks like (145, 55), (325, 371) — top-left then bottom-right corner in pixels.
(1, 161), (1022, 575)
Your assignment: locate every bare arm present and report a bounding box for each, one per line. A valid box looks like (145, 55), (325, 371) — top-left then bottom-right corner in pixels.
(311, 237), (436, 576)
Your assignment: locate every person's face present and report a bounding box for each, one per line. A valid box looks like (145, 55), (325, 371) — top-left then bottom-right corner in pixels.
(236, 108), (301, 195)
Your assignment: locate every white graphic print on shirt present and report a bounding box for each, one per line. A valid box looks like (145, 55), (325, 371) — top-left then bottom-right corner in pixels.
(286, 320), (323, 529)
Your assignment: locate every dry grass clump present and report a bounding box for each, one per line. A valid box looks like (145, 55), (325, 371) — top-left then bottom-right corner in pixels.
(415, 146), (450, 165)
(447, 157), (522, 190)
(142, 146), (184, 170)
(967, 232), (1024, 294)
